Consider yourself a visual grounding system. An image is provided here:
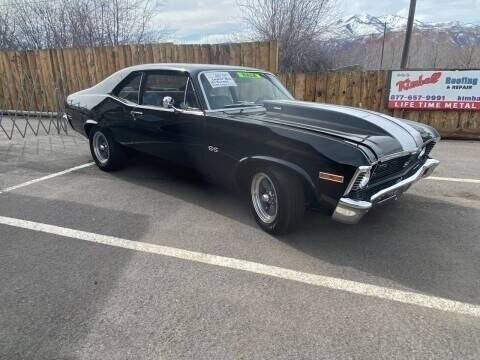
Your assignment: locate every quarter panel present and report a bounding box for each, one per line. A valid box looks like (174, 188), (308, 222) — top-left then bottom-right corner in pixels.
(66, 93), (136, 144)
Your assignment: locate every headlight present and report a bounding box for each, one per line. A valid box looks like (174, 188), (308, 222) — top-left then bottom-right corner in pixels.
(344, 166), (372, 196)
(418, 147), (426, 159)
(358, 168), (371, 189)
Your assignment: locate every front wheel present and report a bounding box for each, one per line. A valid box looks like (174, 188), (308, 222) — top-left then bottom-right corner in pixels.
(89, 126), (125, 171)
(249, 167), (305, 235)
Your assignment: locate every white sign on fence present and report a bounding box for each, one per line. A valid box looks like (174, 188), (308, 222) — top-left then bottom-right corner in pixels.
(388, 70), (480, 111)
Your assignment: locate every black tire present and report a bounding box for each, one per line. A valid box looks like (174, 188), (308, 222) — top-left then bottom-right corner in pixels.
(89, 126), (125, 171)
(249, 167), (305, 235)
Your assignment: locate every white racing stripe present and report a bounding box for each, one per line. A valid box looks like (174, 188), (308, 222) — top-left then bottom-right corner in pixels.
(0, 215), (479, 318)
(0, 162), (94, 194)
(427, 176), (480, 184)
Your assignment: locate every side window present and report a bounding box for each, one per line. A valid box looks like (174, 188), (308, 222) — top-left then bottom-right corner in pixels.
(183, 80), (200, 110)
(142, 72), (189, 107)
(116, 73), (142, 104)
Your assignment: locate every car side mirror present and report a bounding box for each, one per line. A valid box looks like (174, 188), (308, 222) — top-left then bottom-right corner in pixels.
(163, 96), (174, 109)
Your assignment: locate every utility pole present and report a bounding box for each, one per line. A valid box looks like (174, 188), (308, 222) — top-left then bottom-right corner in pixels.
(400, 0), (417, 69)
(380, 22), (387, 69)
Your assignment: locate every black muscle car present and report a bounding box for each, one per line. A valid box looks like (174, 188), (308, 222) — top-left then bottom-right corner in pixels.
(65, 64), (440, 234)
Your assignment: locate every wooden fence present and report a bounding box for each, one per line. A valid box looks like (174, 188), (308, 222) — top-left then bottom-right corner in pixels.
(1, 43), (479, 139)
(278, 71), (480, 140)
(0, 41), (279, 112)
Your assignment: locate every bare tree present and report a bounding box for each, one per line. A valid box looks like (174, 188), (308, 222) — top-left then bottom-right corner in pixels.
(0, 0), (171, 51)
(332, 31), (478, 70)
(0, 5), (16, 50)
(457, 45), (480, 69)
(238, 0), (338, 72)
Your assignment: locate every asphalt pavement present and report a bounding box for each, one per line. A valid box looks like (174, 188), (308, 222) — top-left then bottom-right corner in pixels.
(1, 132), (479, 359)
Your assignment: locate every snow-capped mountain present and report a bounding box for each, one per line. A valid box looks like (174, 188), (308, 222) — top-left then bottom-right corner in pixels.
(331, 14), (480, 46)
(333, 14), (412, 38)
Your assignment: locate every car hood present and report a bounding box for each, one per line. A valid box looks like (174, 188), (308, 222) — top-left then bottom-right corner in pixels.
(257, 100), (439, 160)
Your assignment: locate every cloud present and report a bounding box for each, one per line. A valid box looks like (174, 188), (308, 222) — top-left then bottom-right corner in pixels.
(416, 0), (480, 23)
(157, 0), (243, 42)
(158, 0), (480, 43)
(340, 0), (480, 23)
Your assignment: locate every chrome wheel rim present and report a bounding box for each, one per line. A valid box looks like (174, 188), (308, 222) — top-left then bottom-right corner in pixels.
(93, 132), (109, 165)
(251, 173), (278, 224)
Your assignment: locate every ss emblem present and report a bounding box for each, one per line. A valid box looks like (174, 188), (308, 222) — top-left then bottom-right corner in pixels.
(208, 146), (219, 153)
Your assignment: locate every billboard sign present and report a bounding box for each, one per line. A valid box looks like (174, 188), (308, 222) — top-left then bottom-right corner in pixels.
(388, 70), (480, 111)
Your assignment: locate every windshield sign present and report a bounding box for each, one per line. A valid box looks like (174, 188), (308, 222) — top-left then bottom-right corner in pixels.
(236, 71), (262, 79)
(204, 72), (238, 88)
(200, 71), (292, 110)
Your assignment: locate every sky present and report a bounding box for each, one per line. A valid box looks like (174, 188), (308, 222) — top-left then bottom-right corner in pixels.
(158, 0), (480, 43)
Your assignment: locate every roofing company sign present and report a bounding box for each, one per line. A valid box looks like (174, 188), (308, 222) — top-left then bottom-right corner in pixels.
(388, 70), (480, 111)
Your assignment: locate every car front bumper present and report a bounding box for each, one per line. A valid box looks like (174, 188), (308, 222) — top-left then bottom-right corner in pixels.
(332, 158), (440, 224)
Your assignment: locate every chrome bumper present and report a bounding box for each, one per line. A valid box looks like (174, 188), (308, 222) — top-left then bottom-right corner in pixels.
(332, 159), (440, 224)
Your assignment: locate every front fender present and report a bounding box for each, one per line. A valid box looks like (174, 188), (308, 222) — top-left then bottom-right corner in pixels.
(233, 156), (318, 200)
(83, 119), (99, 137)
(402, 119), (441, 141)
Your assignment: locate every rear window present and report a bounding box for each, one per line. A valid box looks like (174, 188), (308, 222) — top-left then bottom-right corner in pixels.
(116, 74), (142, 104)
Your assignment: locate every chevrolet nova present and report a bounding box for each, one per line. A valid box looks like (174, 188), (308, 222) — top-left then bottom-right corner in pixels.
(65, 64), (440, 234)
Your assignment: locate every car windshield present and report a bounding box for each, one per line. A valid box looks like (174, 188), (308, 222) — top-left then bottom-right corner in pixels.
(199, 70), (293, 110)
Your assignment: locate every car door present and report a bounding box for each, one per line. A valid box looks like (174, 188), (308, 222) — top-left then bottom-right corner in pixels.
(130, 70), (205, 167)
(98, 72), (143, 145)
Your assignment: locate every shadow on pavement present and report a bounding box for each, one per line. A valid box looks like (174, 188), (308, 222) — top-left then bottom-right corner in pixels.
(1, 150), (479, 358)
(0, 194), (150, 359)
(286, 194), (480, 305)
(114, 153), (480, 305)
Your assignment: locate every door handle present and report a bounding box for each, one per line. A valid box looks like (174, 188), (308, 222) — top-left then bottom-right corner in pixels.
(130, 110), (143, 118)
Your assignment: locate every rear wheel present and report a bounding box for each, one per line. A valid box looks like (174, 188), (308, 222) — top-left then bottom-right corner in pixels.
(89, 126), (125, 171)
(249, 167), (305, 235)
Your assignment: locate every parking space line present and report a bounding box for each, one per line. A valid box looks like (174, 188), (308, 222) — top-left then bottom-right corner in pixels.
(0, 162), (94, 194)
(427, 176), (480, 184)
(0, 215), (479, 318)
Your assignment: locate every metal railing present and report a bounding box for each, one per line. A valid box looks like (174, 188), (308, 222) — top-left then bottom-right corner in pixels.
(0, 72), (69, 139)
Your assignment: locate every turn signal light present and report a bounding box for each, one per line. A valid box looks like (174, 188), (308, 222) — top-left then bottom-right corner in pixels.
(319, 172), (344, 183)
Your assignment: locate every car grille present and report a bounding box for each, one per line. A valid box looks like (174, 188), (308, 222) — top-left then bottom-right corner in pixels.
(370, 154), (414, 183)
(349, 177), (406, 201)
(369, 141), (437, 184)
(348, 141), (437, 200)
(425, 141), (435, 157)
